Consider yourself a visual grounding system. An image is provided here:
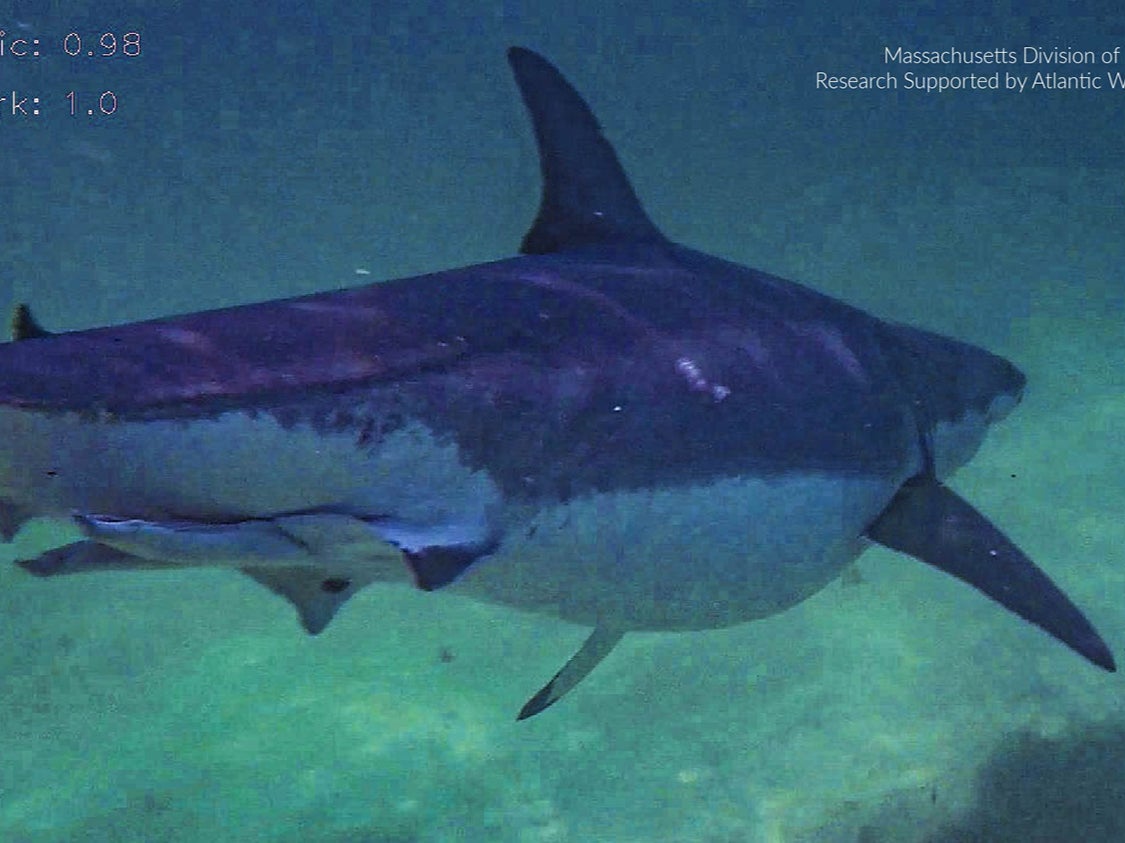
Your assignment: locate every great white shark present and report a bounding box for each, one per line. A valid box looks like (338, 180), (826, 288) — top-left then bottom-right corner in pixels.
(0, 48), (1115, 719)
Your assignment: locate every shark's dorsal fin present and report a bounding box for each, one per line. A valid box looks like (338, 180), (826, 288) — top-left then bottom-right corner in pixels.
(517, 623), (624, 720)
(508, 47), (666, 255)
(10, 303), (52, 341)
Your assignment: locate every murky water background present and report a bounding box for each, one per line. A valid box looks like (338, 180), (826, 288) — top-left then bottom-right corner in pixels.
(1, 3), (1122, 840)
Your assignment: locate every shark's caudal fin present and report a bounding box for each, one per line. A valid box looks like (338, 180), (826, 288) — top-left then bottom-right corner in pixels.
(866, 479), (1116, 672)
(508, 47), (667, 255)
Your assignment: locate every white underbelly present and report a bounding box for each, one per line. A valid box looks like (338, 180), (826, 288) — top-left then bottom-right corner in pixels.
(456, 469), (908, 631)
(1, 405), (916, 633)
(0, 407), (499, 528)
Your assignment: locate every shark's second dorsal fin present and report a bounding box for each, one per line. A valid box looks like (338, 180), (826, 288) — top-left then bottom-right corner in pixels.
(508, 47), (667, 255)
(11, 304), (52, 341)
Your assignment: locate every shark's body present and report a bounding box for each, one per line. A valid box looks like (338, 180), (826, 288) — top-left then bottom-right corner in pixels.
(0, 49), (1114, 717)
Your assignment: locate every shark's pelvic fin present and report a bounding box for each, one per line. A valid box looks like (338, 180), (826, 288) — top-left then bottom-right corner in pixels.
(241, 568), (374, 635)
(10, 304), (52, 341)
(372, 518), (499, 590)
(404, 545), (494, 591)
(507, 47), (666, 255)
(73, 512), (312, 566)
(56, 510), (494, 632)
(517, 624), (625, 720)
(866, 479), (1116, 672)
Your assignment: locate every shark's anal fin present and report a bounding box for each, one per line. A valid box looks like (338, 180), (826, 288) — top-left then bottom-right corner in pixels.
(866, 479), (1116, 672)
(517, 624), (624, 721)
(17, 540), (170, 575)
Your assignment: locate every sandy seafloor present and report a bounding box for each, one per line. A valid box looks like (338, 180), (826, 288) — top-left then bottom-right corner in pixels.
(1, 3), (1123, 841)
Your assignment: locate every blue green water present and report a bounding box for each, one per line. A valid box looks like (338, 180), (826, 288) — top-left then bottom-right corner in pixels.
(1, 2), (1123, 840)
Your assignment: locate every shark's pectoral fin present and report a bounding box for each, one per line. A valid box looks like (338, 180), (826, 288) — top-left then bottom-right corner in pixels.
(517, 624), (625, 721)
(240, 568), (376, 635)
(866, 479), (1116, 672)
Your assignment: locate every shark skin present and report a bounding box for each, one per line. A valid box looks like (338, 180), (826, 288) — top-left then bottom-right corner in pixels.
(0, 48), (1115, 719)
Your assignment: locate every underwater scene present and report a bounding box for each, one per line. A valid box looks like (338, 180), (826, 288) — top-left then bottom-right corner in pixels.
(1, 2), (1123, 841)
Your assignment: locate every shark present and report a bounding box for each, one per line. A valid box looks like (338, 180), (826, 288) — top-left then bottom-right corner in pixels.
(0, 48), (1115, 719)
